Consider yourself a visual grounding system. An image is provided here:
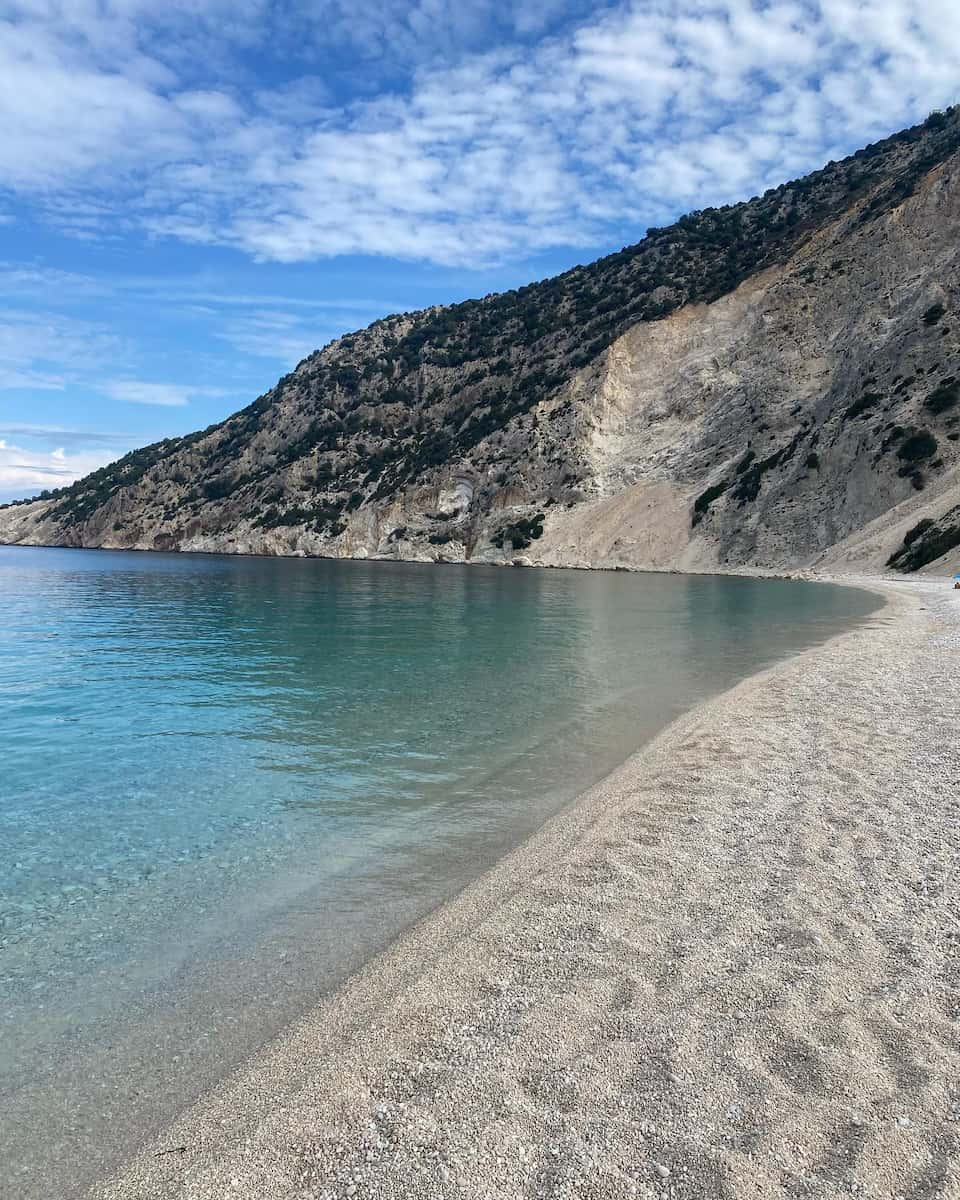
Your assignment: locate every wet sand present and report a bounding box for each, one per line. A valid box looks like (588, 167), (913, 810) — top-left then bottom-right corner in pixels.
(97, 576), (959, 1200)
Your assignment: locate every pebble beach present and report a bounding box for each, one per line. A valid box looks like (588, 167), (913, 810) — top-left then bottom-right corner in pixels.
(97, 576), (959, 1200)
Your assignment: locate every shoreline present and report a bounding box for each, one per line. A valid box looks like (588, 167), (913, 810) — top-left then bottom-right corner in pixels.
(0, 535), (913, 583)
(95, 574), (960, 1199)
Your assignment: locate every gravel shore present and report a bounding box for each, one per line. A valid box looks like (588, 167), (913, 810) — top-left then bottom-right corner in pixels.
(98, 577), (959, 1200)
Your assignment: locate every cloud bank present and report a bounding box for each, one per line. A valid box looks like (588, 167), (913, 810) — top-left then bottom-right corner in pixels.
(0, 1), (957, 267)
(0, 434), (123, 500)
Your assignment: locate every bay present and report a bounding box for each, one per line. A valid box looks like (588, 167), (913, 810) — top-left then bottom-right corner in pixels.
(0, 547), (877, 1196)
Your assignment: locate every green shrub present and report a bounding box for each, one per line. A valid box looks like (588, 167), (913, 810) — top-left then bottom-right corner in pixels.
(491, 513), (544, 550)
(692, 478), (730, 525)
(897, 430), (937, 464)
(922, 302), (946, 325)
(845, 392), (882, 420)
(732, 435), (801, 504)
(887, 508), (960, 570)
(201, 476), (235, 500)
(924, 381), (959, 414)
(903, 518), (933, 545)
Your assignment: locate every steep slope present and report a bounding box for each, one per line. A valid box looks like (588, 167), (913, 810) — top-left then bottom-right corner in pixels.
(4, 109), (960, 574)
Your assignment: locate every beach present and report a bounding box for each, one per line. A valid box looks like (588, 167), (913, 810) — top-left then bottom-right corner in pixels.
(97, 575), (959, 1200)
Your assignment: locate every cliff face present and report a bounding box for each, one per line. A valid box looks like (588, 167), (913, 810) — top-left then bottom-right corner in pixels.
(4, 110), (960, 575)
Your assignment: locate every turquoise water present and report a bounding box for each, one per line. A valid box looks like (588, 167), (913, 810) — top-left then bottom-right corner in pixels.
(0, 547), (878, 1196)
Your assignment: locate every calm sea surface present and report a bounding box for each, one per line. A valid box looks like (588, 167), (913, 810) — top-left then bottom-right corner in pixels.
(0, 547), (878, 1196)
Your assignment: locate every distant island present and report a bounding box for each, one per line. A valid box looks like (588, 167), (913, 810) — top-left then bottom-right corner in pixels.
(2, 109), (959, 578)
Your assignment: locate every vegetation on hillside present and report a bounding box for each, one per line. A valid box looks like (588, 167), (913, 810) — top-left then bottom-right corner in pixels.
(888, 506), (960, 571)
(4, 107), (960, 566)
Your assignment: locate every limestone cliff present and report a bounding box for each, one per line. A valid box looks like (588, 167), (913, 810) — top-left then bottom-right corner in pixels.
(4, 110), (960, 575)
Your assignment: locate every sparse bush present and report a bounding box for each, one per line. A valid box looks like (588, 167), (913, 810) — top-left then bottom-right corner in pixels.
(732, 435), (801, 505)
(887, 508), (960, 570)
(924, 381), (959, 413)
(903, 518), (934, 545)
(201, 476), (234, 500)
(845, 392), (882, 420)
(491, 513), (544, 550)
(692, 479), (730, 525)
(897, 430), (937, 464)
(922, 302), (946, 325)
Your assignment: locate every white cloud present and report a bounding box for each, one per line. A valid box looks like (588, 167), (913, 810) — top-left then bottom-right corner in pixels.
(0, 2), (958, 266)
(0, 423), (134, 448)
(102, 380), (190, 406)
(0, 36), (188, 190)
(0, 437), (119, 497)
(101, 380), (227, 406)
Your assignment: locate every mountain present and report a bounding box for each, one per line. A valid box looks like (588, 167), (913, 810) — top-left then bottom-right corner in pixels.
(4, 109), (960, 576)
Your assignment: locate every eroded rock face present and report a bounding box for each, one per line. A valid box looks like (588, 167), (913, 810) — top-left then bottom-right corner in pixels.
(538, 158), (960, 574)
(3, 111), (960, 574)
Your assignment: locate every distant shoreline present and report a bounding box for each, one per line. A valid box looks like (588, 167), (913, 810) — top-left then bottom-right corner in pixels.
(0, 535), (865, 584)
(94, 574), (960, 1200)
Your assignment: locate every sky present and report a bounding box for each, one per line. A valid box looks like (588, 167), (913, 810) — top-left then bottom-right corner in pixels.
(0, 1), (958, 501)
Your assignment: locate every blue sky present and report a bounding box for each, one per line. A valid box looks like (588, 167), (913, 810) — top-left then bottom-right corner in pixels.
(1, 0), (958, 501)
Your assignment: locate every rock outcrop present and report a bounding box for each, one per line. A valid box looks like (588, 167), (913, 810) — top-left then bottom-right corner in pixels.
(4, 110), (960, 575)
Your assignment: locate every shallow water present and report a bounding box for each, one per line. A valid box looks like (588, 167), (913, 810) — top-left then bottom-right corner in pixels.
(0, 547), (878, 1196)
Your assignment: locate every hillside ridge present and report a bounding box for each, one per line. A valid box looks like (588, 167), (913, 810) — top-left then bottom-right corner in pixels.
(4, 107), (960, 575)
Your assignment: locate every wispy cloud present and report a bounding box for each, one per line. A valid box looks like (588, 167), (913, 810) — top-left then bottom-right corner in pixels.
(214, 304), (384, 361)
(170, 290), (403, 312)
(0, 309), (124, 390)
(0, 267), (401, 413)
(0, 2), (958, 267)
(0, 262), (107, 296)
(0, 423), (135, 449)
(0, 437), (122, 500)
(0, 261), (404, 323)
(101, 380), (227, 407)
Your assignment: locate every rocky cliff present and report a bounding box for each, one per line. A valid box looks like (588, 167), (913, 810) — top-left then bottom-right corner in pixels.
(4, 109), (960, 575)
